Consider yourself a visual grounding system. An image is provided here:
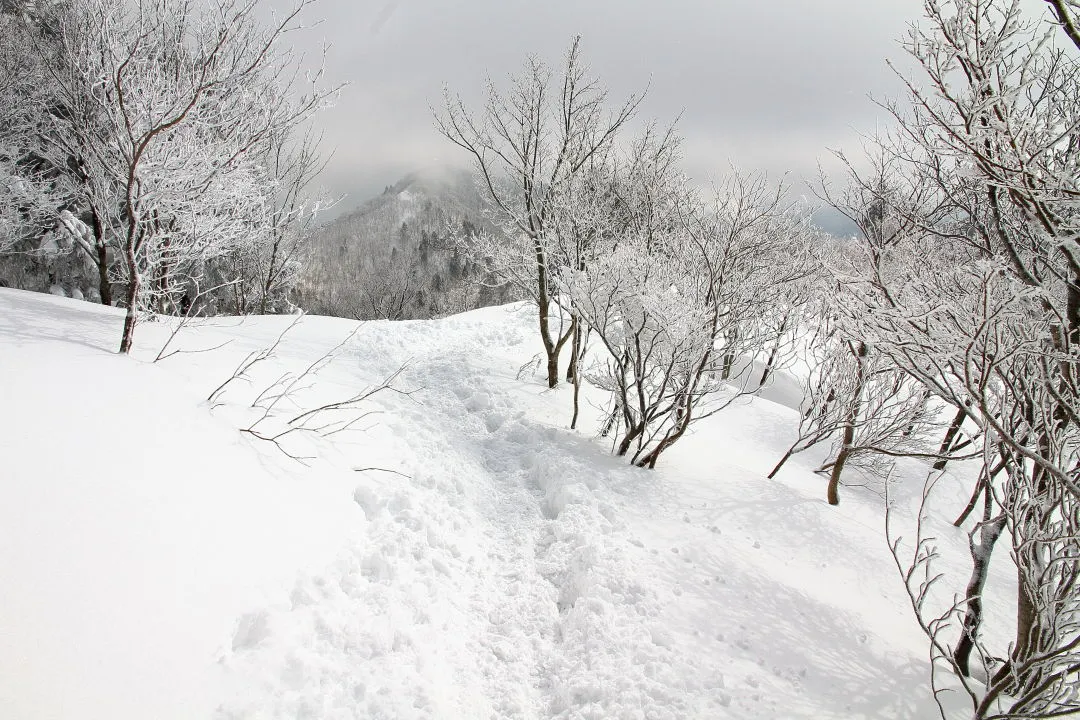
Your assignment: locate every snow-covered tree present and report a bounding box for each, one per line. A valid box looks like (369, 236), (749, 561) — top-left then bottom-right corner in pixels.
(34, 0), (333, 352)
(215, 128), (332, 316)
(0, 4), (64, 256)
(567, 170), (814, 468)
(834, 1), (1080, 714)
(437, 36), (643, 388)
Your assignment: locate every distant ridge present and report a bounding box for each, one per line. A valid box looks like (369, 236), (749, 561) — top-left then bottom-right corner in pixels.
(295, 167), (512, 320)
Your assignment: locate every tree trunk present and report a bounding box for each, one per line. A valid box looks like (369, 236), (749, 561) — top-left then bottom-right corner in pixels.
(600, 398), (620, 438)
(826, 442), (850, 506)
(953, 474), (987, 529)
(721, 352), (735, 380)
(547, 317), (576, 390)
(721, 330), (738, 380)
(90, 209), (112, 306)
(758, 313), (789, 389)
(616, 422), (644, 457)
(768, 445), (797, 479)
(954, 455), (1004, 528)
(545, 348), (559, 390)
(569, 320), (583, 429)
(96, 243), (112, 306)
(825, 342), (868, 506)
(567, 319), (580, 383)
(118, 255), (140, 354)
(537, 296), (569, 389)
(534, 236), (561, 389)
(260, 237), (282, 315)
(1007, 569), (1040, 685)
(571, 366), (582, 430)
(933, 404), (968, 471)
(758, 343), (780, 389)
(635, 421), (681, 469)
(955, 514), (1006, 676)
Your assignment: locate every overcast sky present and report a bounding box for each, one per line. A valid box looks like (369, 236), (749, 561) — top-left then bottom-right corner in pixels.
(280, 0), (1051, 218)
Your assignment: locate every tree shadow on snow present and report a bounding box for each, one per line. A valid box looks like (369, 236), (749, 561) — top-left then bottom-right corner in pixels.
(656, 539), (939, 719)
(0, 290), (123, 354)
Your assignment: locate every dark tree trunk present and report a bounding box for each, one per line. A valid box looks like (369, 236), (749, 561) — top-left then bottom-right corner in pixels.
(758, 344), (780, 389)
(721, 352), (736, 380)
(96, 242), (112, 306)
(993, 456), (1050, 693)
(933, 404), (968, 471)
(953, 474), (987, 529)
(826, 442), (850, 506)
(721, 330), (738, 380)
(544, 347), (559, 390)
(954, 454), (1004, 528)
(90, 208), (112, 306)
(635, 413), (686, 469)
(616, 422), (644, 457)
(260, 236), (283, 315)
(534, 238), (561, 389)
(600, 407), (618, 437)
(768, 446), (797, 479)
(1004, 570), (1040, 688)
(566, 319), (580, 383)
(758, 313), (789, 389)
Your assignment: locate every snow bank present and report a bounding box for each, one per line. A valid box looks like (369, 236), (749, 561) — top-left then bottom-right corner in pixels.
(0, 290), (363, 720)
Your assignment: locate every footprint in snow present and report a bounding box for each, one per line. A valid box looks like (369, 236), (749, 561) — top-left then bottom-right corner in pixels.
(231, 610), (270, 651)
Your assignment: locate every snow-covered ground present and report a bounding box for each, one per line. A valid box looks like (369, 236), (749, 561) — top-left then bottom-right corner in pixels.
(0, 288), (1013, 719)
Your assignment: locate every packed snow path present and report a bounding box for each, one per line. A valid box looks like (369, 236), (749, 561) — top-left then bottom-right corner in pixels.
(216, 309), (742, 719)
(0, 289), (1004, 719)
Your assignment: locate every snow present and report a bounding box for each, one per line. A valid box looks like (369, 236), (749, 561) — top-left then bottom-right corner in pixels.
(0, 288), (1014, 719)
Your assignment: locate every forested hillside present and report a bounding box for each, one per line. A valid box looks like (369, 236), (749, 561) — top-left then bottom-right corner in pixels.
(296, 169), (516, 320)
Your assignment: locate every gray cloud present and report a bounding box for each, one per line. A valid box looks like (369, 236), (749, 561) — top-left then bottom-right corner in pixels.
(276, 0), (1051, 215)
(368, 0), (400, 35)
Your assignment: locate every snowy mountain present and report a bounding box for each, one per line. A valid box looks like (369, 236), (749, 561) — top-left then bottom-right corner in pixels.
(296, 168), (512, 320)
(0, 288), (1013, 719)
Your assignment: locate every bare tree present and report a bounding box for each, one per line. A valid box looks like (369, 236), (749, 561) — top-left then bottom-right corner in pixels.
(888, 469), (1080, 719)
(436, 36), (643, 387)
(549, 123), (685, 427)
(232, 128), (333, 315)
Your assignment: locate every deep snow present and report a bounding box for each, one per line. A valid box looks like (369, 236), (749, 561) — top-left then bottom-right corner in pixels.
(0, 288), (1013, 719)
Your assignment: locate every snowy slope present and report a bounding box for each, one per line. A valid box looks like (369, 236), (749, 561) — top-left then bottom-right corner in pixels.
(0, 288), (1012, 719)
(0, 290), (367, 720)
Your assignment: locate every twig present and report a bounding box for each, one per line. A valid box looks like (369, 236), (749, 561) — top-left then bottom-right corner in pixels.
(206, 313), (304, 405)
(153, 278), (241, 362)
(353, 466), (413, 479)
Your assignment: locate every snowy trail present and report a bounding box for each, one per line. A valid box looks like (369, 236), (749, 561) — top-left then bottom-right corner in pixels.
(214, 315), (562, 718)
(215, 309), (742, 719)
